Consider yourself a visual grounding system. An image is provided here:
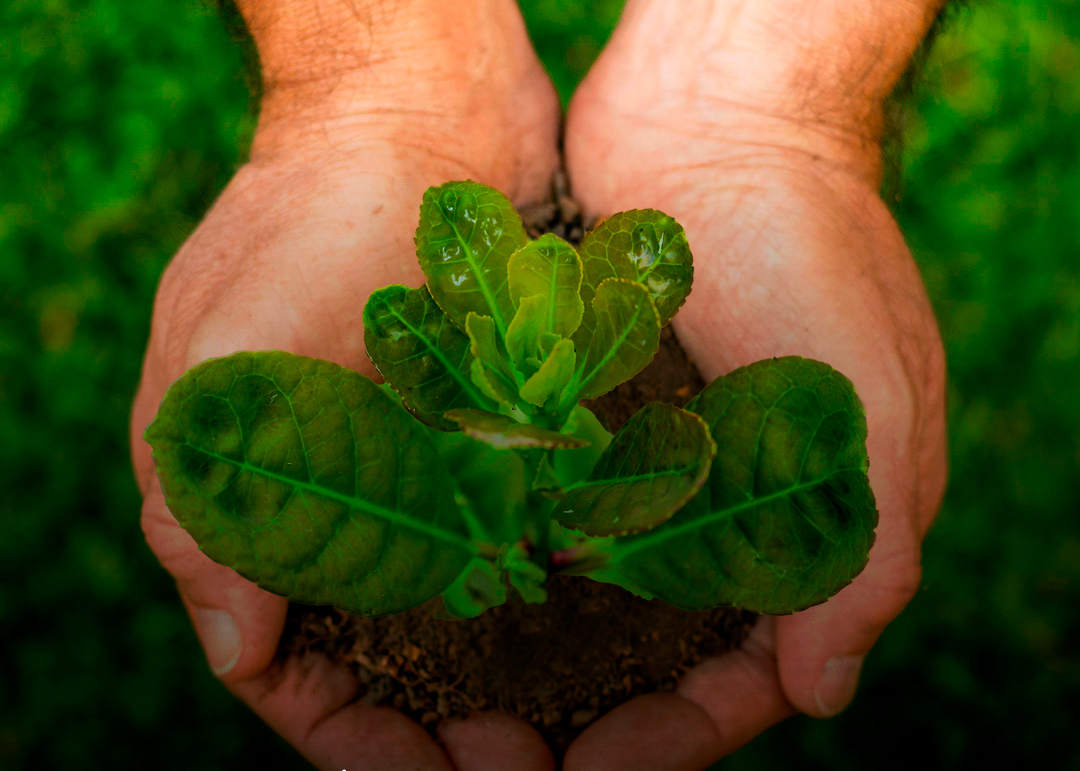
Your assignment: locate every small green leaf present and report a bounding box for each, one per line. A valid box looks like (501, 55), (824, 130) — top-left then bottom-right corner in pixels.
(466, 313), (519, 408)
(500, 542), (548, 604)
(589, 357), (878, 614)
(363, 285), (493, 428)
(553, 405), (613, 489)
(579, 210), (693, 326)
(440, 557), (508, 619)
(415, 181), (528, 337)
(145, 351), (472, 617)
(565, 279), (661, 406)
(537, 332), (563, 360)
(519, 337), (576, 410)
(557, 403), (715, 537)
(506, 294), (549, 373)
(532, 455), (563, 493)
(429, 430), (528, 545)
(444, 409), (589, 450)
(507, 233), (585, 338)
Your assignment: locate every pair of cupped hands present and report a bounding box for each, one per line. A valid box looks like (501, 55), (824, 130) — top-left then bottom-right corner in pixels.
(129, 1), (947, 768)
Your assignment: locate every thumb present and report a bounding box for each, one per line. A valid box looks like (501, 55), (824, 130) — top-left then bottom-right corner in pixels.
(775, 513), (923, 717)
(142, 471), (288, 680)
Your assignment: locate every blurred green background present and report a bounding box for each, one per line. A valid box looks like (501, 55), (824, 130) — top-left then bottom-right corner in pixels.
(1, 0), (1077, 767)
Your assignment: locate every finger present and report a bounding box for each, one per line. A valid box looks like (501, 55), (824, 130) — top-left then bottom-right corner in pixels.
(563, 693), (724, 771)
(143, 481), (288, 679)
(231, 654), (456, 771)
(438, 712), (556, 771)
(775, 502), (923, 717)
(564, 620), (794, 771)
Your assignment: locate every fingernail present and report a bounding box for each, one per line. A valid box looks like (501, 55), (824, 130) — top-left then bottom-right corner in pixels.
(194, 607), (242, 676)
(814, 655), (864, 717)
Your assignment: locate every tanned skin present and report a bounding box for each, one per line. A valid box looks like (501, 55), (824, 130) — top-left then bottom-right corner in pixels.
(131, 2), (950, 769)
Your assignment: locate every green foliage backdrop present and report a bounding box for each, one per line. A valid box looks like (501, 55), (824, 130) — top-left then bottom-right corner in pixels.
(0, 0), (1076, 767)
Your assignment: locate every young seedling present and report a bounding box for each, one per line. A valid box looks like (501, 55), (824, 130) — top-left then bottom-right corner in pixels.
(146, 181), (878, 621)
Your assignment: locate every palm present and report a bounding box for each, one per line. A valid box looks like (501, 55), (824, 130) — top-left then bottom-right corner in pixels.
(132, 143), (561, 771)
(562, 14), (946, 770)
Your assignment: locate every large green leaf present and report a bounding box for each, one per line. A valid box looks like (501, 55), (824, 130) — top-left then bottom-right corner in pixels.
(415, 180), (528, 337)
(507, 233), (585, 338)
(579, 210), (693, 326)
(145, 351), (473, 617)
(557, 402), (715, 537)
(589, 357), (878, 614)
(564, 279), (661, 406)
(444, 409), (589, 450)
(363, 284), (493, 429)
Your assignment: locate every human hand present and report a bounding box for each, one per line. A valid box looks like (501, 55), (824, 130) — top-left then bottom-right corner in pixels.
(562, 1), (948, 768)
(129, 1), (562, 768)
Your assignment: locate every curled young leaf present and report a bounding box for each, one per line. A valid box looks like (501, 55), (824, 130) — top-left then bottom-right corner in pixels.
(444, 409), (589, 450)
(588, 357), (878, 614)
(519, 337), (576, 410)
(564, 278), (661, 406)
(579, 210), (692, 326)
(507, 233), (585, 338)
(466, 312), (520, 408)
(415, 180), (528, 337)
(506, 294), (549, 374)
(363, 284), (494, 429)
(145, 351), (472, 617)
(557, 403), (715, 537)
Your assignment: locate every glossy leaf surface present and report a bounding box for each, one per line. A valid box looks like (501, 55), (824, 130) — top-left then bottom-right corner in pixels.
(444, 409), (589, 450)
(363, 284), (492, 429)
(146, 351), (472, 616)
(579, 210), (692, 326)
(507, 233), (585, 338)
(557, 402), (715, 536)
(590, 357), (877, 614)
(415, 180), (528, 337)
(566, 279), (661, 404)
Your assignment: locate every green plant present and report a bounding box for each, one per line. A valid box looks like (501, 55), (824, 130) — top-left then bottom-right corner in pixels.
(145, 180), (878, 621)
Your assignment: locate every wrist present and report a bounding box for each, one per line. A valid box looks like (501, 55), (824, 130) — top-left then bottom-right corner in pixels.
(620, 0), (945, 143)
(234, 0), (559, 193)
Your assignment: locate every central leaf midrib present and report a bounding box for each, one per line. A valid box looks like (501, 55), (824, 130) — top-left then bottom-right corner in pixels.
(572, 299), (647, 402)
(610, 469), (859, 562)
(185, 443), (475, 553)
(446, 217), (507, 338)
(565, 465), (697, 491)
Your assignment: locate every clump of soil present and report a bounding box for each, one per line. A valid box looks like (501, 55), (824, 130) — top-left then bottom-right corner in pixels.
(279, 174), (756, 751)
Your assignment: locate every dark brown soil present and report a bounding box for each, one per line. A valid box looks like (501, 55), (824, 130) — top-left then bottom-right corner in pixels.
(278, 175), (756, 752)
